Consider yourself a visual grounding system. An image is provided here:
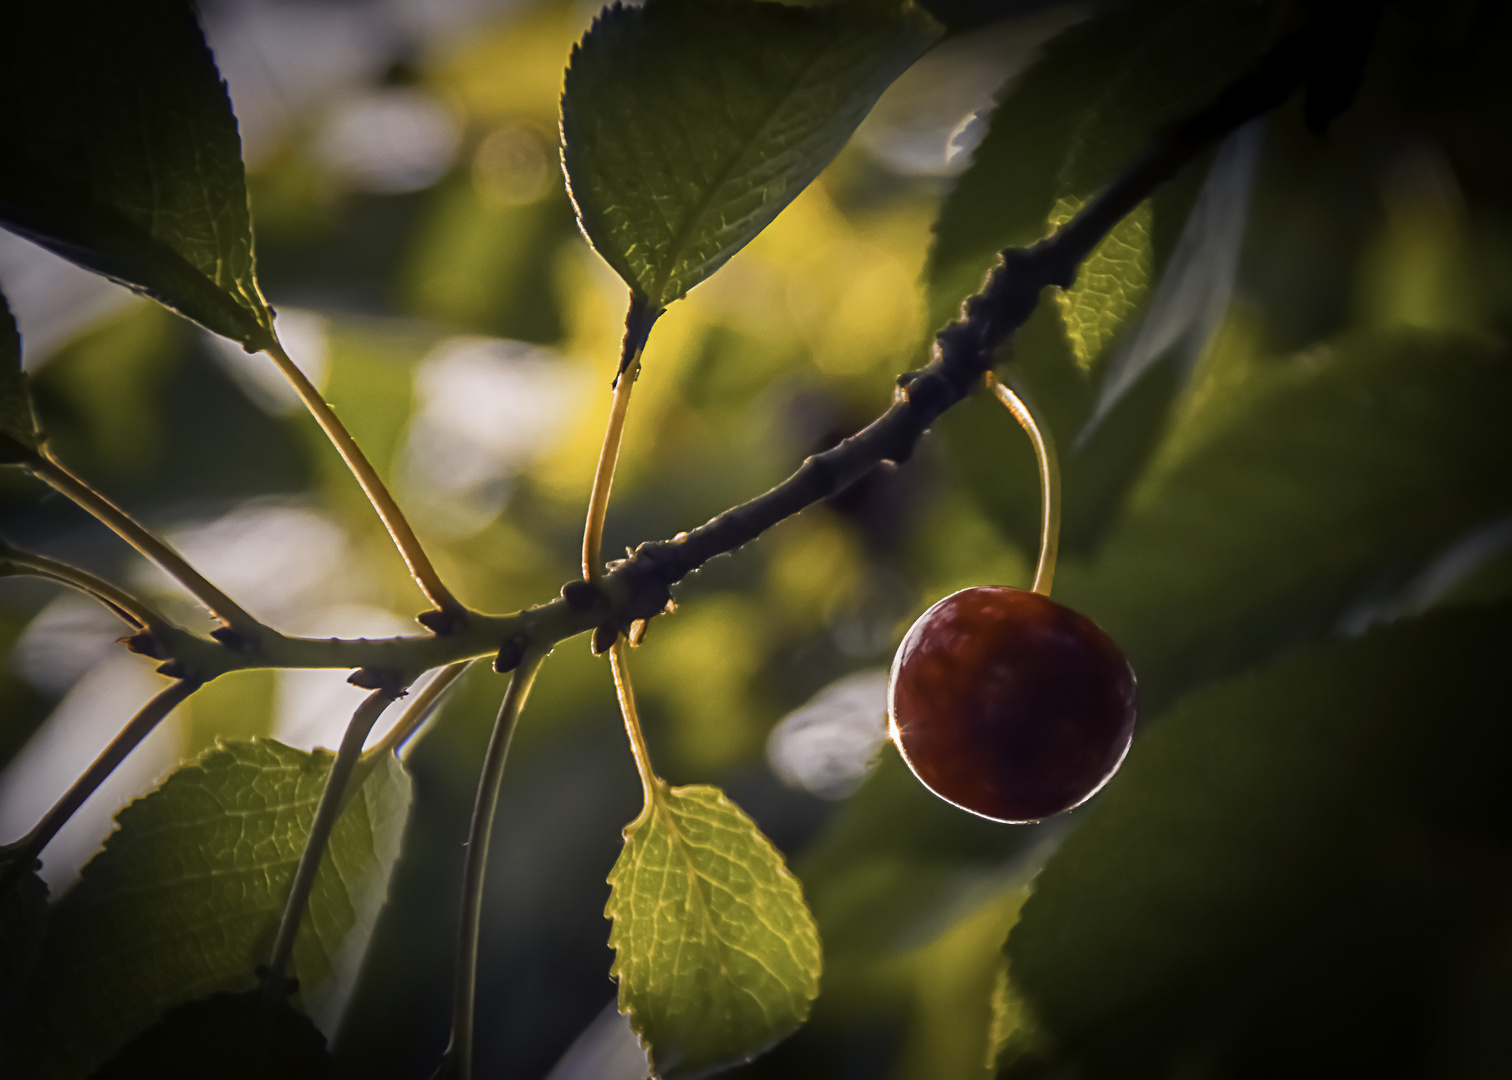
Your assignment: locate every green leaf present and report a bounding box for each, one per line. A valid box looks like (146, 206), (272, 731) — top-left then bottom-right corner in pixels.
(926, 0), (1266, 557)
(561, 0), (941, 310)
(0, 290), (41, 464)
(89, 989), (334, 1080)
(10, 740), (411, 1080)
(0, 858), (48, 1042)
(1057, 328), (1512, 712)
(1002, 606), (1512, 1077)
(1046, 0), (1267, 371)
(607, 783), (822, 1078)
(0, 1), (277, 351)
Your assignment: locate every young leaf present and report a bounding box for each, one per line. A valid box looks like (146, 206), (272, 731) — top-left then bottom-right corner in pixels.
(0, 1), (276, 351)
(561, 0), (941, 311)
(607, 783), (822, 1078)
(9, 741), (411, 1080)
(89, 989), (335, 1080)
(0, 289), (41, 464)
(1002, 606), (1512, 1077)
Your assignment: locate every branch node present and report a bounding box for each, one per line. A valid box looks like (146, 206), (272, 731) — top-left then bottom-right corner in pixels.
(592, 623), (619, 655)
(349, 667), (405, 695)
(494, 637), (528, 674)
(155, 660), (190, 680)
(123, 632), (164, 659)
(210, 626), (253, 652)
(562, 579), (603, 612)
(417, 608), (469, 636)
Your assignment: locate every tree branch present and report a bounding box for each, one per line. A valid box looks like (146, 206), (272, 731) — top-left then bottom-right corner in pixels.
(45, 24), (1314, 690)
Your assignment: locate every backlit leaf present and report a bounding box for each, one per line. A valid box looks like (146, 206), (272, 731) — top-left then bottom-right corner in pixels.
(1047, 0), (1268, 371)
(607, 783), (821, 1078)
(1003, 606), (1512, 1077)
(0, 289), (41, 464)
(561, 0), (941, 309)
(10, 741), (410, 1080)
(0, 0), (276, 351)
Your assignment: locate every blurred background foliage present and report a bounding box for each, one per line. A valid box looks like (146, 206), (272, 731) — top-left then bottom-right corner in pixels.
(1, 0), (1510, 1077)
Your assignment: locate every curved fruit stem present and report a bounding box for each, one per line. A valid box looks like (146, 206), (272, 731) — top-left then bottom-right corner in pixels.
(581, 295), (660, 583)
(610, 637), (662, 810)
(264, 337), (464, 620)
(29, 453), (264, 640)
(263, 684), (406, 998)
(986, 373), (1060, 596)
(2, 677), (201, 884)
(445, 651), (546, 1080)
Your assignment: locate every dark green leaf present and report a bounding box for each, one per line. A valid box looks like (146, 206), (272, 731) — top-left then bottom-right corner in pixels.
(607, 783), (822, 1078)
(0, 857), (48, 1040)
(0, 0), (277, 351)
(10, 741), (410, 1080)
(561, 0), (941, 309)
(1057, 329), (1512, 712)
(0, 290), (41, 464)
(1047, 0), (1267, 371)
(1004, 606), (1512, 1078)
(928, 0), (1267, 556)
(89, 989), (334, 1080)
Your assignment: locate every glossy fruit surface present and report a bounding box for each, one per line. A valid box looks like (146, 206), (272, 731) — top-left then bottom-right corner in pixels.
(888, 586), (1136, 823)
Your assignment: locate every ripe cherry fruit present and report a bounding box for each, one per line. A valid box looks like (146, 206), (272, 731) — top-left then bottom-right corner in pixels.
(888, 586), (1136, 823)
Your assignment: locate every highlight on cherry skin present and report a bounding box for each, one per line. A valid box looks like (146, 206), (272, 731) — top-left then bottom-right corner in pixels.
(888, 586), (1137, 823)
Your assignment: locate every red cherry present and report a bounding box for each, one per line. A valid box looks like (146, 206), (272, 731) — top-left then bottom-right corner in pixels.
(888, 586), (1136, 823)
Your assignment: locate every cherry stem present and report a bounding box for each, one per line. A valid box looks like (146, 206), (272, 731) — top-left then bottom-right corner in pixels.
(29, 452), (264, 640)
(2, 677), (200, 887)
(445, 651), (545, 1080)
(582, 295), (660, 583)
(610, 637), (661, 810)
(263, 337), (464, 621)
(262, 683), (406, 999)
(986, 373), (1060, 596)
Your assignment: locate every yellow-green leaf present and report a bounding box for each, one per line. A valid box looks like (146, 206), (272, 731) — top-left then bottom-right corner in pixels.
(607, 783), (822, 1078)
(10, 740), (410, 1080)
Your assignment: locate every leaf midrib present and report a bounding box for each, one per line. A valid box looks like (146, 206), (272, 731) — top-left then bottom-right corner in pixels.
(645, 31), (839, 306)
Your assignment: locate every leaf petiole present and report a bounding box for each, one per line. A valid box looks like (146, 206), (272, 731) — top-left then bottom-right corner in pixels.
(357, 660), (473, 771)
(263, 337), (464, 622)
(1, 677), (201, 890)
(581, 295), (660, 583)
(986, 373), (1061, 596)
(28, 452), (264, 640)
(445, 650), (546, 1080)
(262, 683), (408, 996)
(0, 543), (169, 632)
(609, 636), (661, 811)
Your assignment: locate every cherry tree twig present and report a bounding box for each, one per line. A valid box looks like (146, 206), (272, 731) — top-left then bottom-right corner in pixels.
(33, 24), (1314, 692)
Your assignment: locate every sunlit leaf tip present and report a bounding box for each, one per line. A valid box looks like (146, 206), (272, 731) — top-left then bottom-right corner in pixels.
(561, 0), (942, 310)
(606, 784), (822, 1078)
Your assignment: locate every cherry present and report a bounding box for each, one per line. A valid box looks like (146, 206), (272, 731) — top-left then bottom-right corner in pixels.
(888, 586), (1136, 823)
